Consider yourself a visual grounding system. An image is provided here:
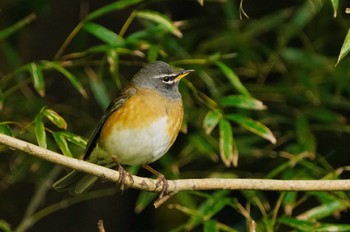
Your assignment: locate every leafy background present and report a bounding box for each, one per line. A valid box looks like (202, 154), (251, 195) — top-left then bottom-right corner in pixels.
(1, 0), (350, 231)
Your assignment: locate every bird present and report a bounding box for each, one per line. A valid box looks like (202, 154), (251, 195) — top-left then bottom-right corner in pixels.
(53, 61), (193, 197)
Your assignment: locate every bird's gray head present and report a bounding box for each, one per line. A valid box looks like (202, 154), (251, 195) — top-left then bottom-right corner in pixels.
(132, 61), (193, 99)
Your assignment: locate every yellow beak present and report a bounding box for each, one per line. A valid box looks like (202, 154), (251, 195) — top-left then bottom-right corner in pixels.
(175, 69), (195, 82)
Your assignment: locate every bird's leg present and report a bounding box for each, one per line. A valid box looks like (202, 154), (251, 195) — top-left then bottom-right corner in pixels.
(112, 155), (134, 191)
(142, 164), (169, 199)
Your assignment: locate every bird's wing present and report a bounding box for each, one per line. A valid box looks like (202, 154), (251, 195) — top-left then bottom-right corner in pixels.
(83, 86), (137, 160)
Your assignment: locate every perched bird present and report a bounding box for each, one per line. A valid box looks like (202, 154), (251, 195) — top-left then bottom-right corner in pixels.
(53, 61), (193, 196)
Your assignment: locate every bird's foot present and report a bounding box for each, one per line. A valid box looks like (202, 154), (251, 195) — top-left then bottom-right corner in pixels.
(112, 156), (134, 191)
(142, 164), (169, 199)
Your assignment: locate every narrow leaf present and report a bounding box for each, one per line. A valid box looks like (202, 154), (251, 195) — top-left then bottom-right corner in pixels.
(85, 0), (143, 22)
(136, 10), (183, 38)
(336, 28), (350, 66)
(0, 124), (13, 136)
(219, 119), (238, 167)
(0, 13), (36, 39)
(34, 115), (47, 148)
(53, 132), (73, 157)
(29, 63), (45, 97)
(203, 110), (222, 135)
(204, 220), (217, 232)
(43, 61), (88, 98)
(58, 131), (87, 148)
(135, 192), (157, 213)
(220, 95), (266, 110)
(226, 114), (276, 144)
(295, 115), (316, 154)
(216, 62), (250, 96)
(42, 108), (67, 129)
(84, 23), (124, 46)
(330, 0), (339, 17)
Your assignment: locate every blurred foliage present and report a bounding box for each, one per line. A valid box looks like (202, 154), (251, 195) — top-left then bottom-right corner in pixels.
(1, 0), (350, 231)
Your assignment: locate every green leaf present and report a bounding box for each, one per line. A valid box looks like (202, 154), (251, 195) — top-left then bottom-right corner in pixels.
(203, 110), (222, 135)
(57, 131), (87, 149)
(85, 0), (143, 22)
(226, 114), (276, 144)
(53, 132), (73, 157)
(34, 115), (47, 149)
(295, 115), (316, 154)
(330, 0), (339, 17)
(279, 217), (350, 231)
(0, 219), (12, 232)
(215, 62), (250, 96)
(297, 200), (346, 220)
(135, 191), (157, 213)
(136, 10), (183, 38)
(147, 45), (160, 62)
(88, 68), (110, 109)
(0, 13), (36, 39)
(220, 95), (266, 110)
(84, 23), (124, 46)
(0, 124), (13, 136)
(42, 108), (67, 129)
(204, 220), (217, 232)
(43, 61), (88, 98)
(336, 28), (350, 66)
(29, 63), (45, 97)
(219, 119), (238, 167)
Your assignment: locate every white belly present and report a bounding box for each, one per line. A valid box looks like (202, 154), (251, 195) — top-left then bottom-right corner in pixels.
(99, 116), (171, 165)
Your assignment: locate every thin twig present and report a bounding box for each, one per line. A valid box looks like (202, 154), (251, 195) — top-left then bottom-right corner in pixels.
(1, 133), (350, 208)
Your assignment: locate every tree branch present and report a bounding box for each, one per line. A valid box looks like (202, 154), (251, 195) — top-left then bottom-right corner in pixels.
(1, 133), (350, 208)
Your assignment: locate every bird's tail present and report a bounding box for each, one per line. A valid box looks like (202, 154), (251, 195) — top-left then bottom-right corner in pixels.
(52, 170), (98, 195)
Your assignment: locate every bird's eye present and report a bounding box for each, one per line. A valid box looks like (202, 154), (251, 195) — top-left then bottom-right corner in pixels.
(163, 76), (170, 82)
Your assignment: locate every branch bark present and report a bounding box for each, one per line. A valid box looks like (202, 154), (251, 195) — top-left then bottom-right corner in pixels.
(1, 133), (350, 207)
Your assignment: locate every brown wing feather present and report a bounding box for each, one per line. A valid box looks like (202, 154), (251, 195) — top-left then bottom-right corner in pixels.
(83, 86), (136, 160)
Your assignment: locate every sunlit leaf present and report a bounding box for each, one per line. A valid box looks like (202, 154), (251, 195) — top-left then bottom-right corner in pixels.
(29, 63), (45, 97)
(136, 10), (183, 38)
(220, 95), (266, 110)
(84, 23), (124, 46)
(53, 132), (73, 157)
(336, 28), (350, 66)
(42, 108), (67, 129)
(226, 114), (276, 144)
(34, 115), (47, 148)
(58, 131), (87, 149)
(297, 200), (346, 220)
(219, 119), (238, 167)
(0, 219), (12, 232)
(216, 61), (250, 96)
(203, 110), (222, 135)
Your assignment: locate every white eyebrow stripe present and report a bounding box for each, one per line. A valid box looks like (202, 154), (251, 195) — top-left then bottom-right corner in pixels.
(153, 73), (177, 79)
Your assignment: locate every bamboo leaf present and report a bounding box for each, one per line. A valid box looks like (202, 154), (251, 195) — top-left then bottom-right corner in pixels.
(42, 108), (67, 129)
(226, 114), (276, 144)
(336, 28), (350, 66)
(219, 119), (238, 167)
(53, 132), (73, 157)
(0, 124), (13, 136)
(216, 61), (250, 96)
(0, 13), (36, 39)
(85, 0), (143, 22)
(58, 131), (87, 149)
(34, 115), (47, 148)
(330, 0), (339, 17)
(203, 110), (222, 135)
(43, 61), (88, 98)
(220, 95), (266, 110)
(84, 23), (124, 46)
(135, 191), (157, 213)
(295, 115), (316, 154)
(29, 63), (45, 97)
(136, 10), (183, 38)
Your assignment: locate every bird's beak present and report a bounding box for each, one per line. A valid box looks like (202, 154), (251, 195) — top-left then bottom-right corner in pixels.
(175, 69), (195, 82)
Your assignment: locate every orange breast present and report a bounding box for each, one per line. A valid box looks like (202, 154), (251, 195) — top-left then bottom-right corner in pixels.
(99, 88), (183, 151)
